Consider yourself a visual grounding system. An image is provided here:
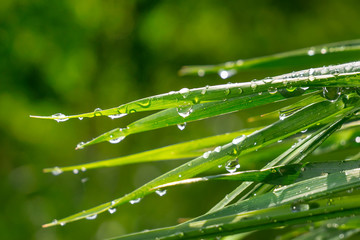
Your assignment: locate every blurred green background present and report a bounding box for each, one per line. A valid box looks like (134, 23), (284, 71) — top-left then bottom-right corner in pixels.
(2, 0), (360, 239)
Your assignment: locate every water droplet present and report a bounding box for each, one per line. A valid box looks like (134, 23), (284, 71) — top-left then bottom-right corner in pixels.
(81, 167), (87, 172)
(301, 129), (308, 133)
(218, 69), (237, 79)
(322, 87), (341, 102)
(238, 87), (243, 94)
(109, 136), (125, 144)
(214, 146), (221, 152)
(178, 174), (182, 178)
(94, 108), (102, 117)
(201, 85), (209, 95)
(203, 151), (211, 159)
(81, 178), (88, 183)
(138, 99), (152, 108)
(73, 169), (79, 174)
(224, 88), (230, 96)
(177, 123), (186, 131)
(268, 87), (277, 94)
(108, 208), (117, 214)
(86, 214), (97, 220)
(155, 189), (167, 196)
(250, 82), (257, 91)
(236, 59), (244, 66)
(355, 136), (360, 143)
(177, 105), (193, 118)
(129, 198), (141, 204)
(51, 219), (58, 224)
(218, 164), (222, 168)
(225, 159), (240, 173)
(60, 222), (66, 226)
(320, 47), (328, 54)
(277, 139), (283, 143)
(76, 142), (85, 150)
(52, 113), (69, 122)
(279, 113), (287, 120)
(78, 117), (83, 120)
(307, 48), (315, 56)
(291, 203), (310, 212)
(232, 135), (246, 145)
(197, 69), (205, 77)
(52, 167), (63, 176)
(111, 200), (116, 205)
(179, 88), (190, 98)
(108, 113), (128, 119)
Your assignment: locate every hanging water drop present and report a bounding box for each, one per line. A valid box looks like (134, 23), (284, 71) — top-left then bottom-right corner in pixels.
(111, 200), (116, 205)
(94, 108), (103, 117)
(60, 222), (66, 226)
(177, 105), (193, 118)
(52, 167), (63, 176)
(86, 214), (97, 220)
(76, 142), (85, 150)
(155, 189), (167, 196)
(108, 113), (128, 119)
(52, 113), (69, 122)
(177, 122), (186, 131)
(78, 117), (83, 120)
(73, 169), (79, 174)
(109, 136), (125, 144)
(108, 208), (117, 214)
(203, 151), (211, 159)
(129, 198), (141, 204)
(225, 159), (240, 173)
(232, 135), (246, 145)
(250, 82), (257, 91)
(179, 88), (190, 98)
(322, 87), (341, 102)
(268, 87), (277, 94)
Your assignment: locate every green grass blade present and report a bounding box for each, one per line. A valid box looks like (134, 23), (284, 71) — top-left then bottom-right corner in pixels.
(43, 128), (259, 174)
(109, 169), (360, 240)
(42, 96), (356, 227)
(31, 61), (360, 123)
(179, 39), (360, 76)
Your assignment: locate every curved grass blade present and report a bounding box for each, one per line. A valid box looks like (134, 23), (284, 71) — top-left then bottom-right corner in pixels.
(207, 113), (353, 213)
(43, 128), (259, 173)
(179, 39), (360, 76)
(151, 160), (360, 191)
(109, 167), (360, 240)
(42, 96), (356, 227)
(31, 61), (360, 123)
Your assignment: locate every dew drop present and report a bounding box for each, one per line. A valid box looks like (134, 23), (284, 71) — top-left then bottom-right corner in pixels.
(355, 136), (360, 143)
(250, 82), (257, 91)
(203, 151), (211, 159)
(177, 105), (193, 118)
(78, 117), (83, 120)
(108, 113), (128, 119)
(320, 47), (328, 54)
(155, 189), (167, 196)
(109, 136), (125, 144)
(52, 113), (69, 122)
(111, 200), (116, 205)
(129, 198), (141, 204)
(86, 214), (97, 220)
(197, 69), (205, 77)
(225, 159), (240, 173)
(94, 108), (103, 117)
(218, 164), (222, 168)
(81, 167), (87, 172)
(177, 122), (187, 131)
(232, 135), (246, 145)
(179, 88), (190, 98)
(81, 178), (88, 183)
(268, 87), (277, 94)
(279, 113), (286, 120)
(60, 222), (66, 226)
(214, 146), (221, 152)
(236, 59), (244, 66)
(301, 129), (308, 133)
(73, 169), (79, 174)
(291, 203), (310, 213)
(52, 219), (58, 224)
(201, 85), (209, 95)
(307, 48), (315, 56)
(238, 87), (243, 94)
(224, 88), (230, 96)
(108, 208), (117, 214)
(322, 87), (341, 102)
(76, 142), (85, 150)
(52, 167), (63, 176)
(178, 174), (182, 178)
